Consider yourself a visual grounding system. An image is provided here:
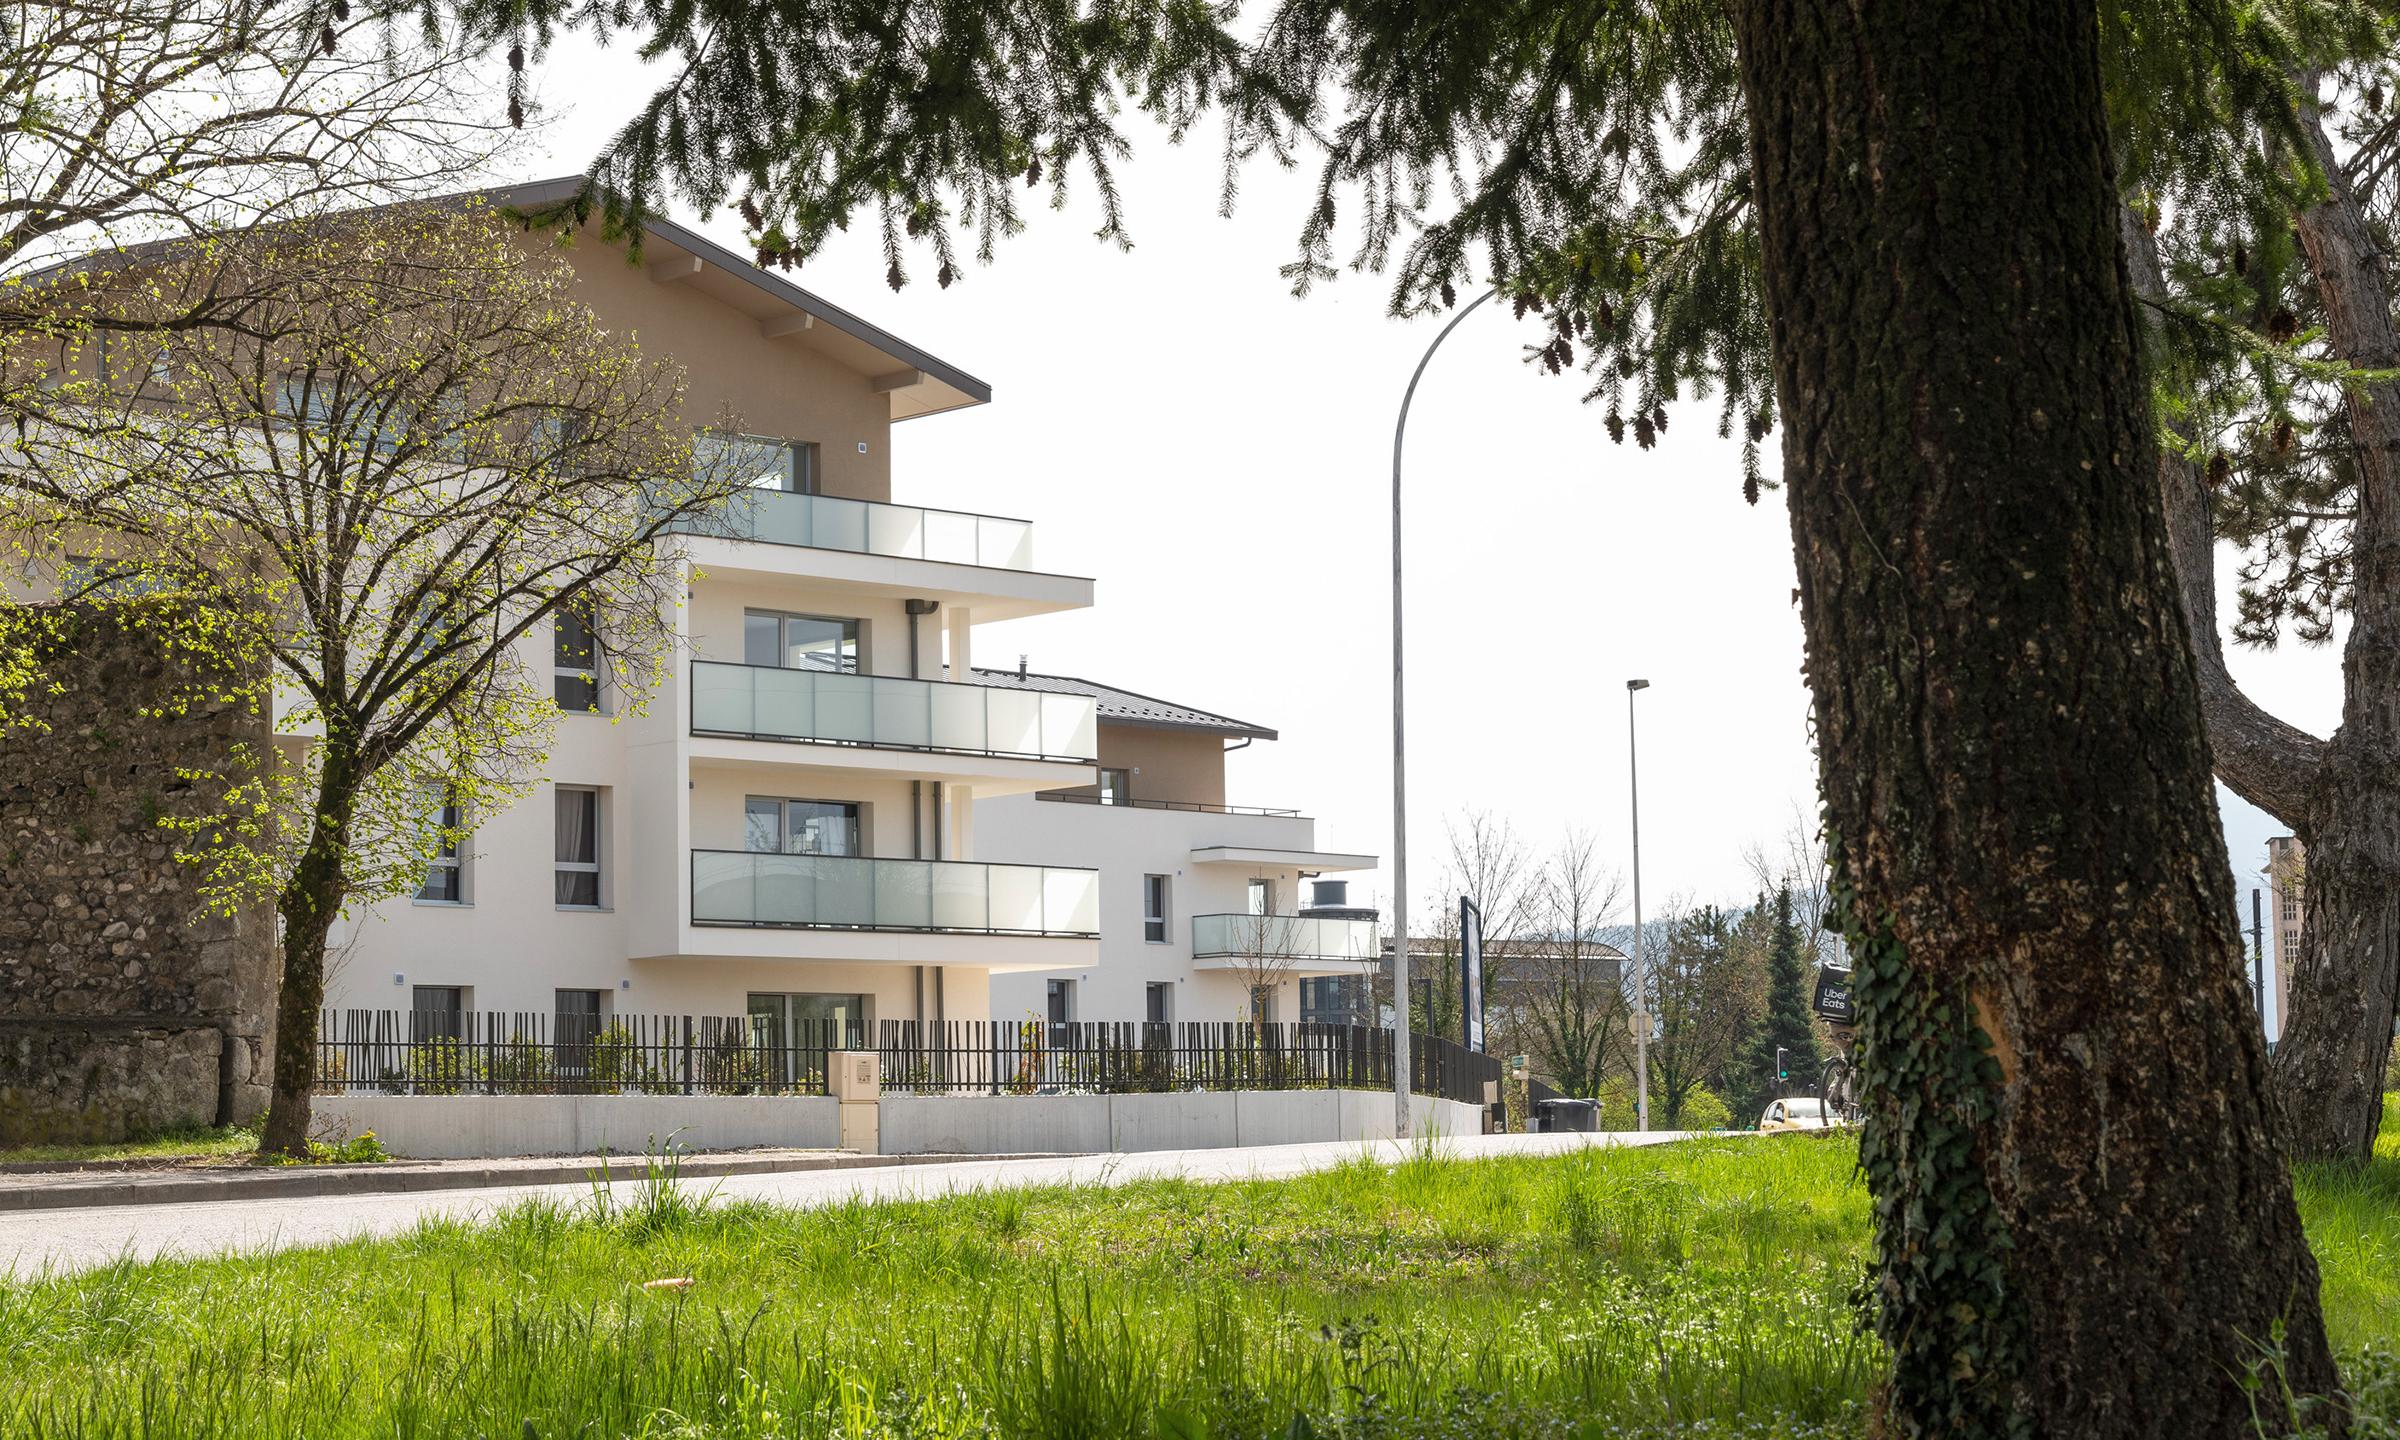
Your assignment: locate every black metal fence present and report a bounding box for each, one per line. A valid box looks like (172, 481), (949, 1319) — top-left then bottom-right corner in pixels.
(315, 1009), (858, 1096)
(316, 1010), (1505, 1108)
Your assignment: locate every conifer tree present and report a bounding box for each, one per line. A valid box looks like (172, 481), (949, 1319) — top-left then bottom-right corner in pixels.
(1730, 887), (1819, 1121)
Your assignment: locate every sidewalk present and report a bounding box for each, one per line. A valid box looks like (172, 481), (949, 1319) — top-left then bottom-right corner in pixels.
(0, 1148), (1053, 1212)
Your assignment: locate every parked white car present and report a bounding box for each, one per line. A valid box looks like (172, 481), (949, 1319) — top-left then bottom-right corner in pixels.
(1758, 1097), (1835, 1132)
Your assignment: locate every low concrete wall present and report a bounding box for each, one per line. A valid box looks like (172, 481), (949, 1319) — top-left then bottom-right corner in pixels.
(315, 1094), (840, 1159)
(881, 1089), (1485, 1156)
(314, 1090), (1485, 1160)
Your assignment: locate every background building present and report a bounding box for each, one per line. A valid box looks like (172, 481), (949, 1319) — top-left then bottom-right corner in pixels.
(977, 671), (1378, 1027)
(2268, 834), (2305, 1040)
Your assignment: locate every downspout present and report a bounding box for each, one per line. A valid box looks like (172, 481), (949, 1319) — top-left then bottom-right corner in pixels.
(905, 598), (938, 679)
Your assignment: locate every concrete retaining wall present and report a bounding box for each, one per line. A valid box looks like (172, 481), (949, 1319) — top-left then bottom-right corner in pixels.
(315, 1094), (841, 1159)
(315, 1089), (1484, 1160)
(880, 1090), (1485, 1156)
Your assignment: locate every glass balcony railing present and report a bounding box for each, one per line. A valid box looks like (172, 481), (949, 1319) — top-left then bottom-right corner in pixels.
(1190, 913), (1382, 964)
(691, 662), (1099, 762)
(691, 850), (1100, 937)
(674, 488), (1037, 571)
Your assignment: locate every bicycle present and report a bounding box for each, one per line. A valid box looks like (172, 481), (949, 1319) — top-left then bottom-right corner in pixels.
(1812, 963), (1863, 1127)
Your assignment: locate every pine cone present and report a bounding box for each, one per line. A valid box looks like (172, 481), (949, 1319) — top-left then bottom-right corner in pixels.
(508, 94), (523, 129)
(1634, 415), (1656, 449)
(2274, 419), (2296, 454)
(1027, 157), (1043, 186)
(2232, 241), (2249, 277)
(1597, 299), (1615, 330)
(2269, 308), (2299, 344)
(906, 212), (924, 238)
(739, 197), (763, 231)
(320, 22), (335, 53)
(2373, 81), (2387, 115)
(2207, 453), (2231, 487)
(886, 262), (904, 292)
(509, 41), (524, 72)
(332, 0), (349, 19)
(1606, 411), (1625, 445)
(1439, 281), (1456, 309)
(938, 263), (955, 290)
(1652, 403), (1668, 434)
(1512, 293), (1530, 321)
(1744, 473), (1761, 506)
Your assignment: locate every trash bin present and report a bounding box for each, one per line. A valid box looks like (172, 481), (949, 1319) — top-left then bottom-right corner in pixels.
(1536, 1098), (1599, 1133)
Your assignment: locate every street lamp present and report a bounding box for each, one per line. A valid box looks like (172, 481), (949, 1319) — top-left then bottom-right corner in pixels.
(1390, 287), (1496, 1139)
(1627, 677), (1652, 1132)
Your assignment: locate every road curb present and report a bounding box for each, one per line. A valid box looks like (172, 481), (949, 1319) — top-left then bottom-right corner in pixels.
(0, 1151), (1072, 1212)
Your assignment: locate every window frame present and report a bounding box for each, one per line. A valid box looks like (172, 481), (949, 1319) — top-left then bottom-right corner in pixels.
(743, 608), (863, 673)
(743, 795), (864, 856)
(553, 599), (606, 714)
(1143, 873), (1170, 944)
(415, 784), (469, 905)
(698, 429), (820, 495)
(554, 785), (605, 910)
(1097, 768), (1131, 805)
(1145, 981), (1174, 1025)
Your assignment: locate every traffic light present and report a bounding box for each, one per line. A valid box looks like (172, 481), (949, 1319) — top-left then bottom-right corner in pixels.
(1775, 1046), (1789, 1082)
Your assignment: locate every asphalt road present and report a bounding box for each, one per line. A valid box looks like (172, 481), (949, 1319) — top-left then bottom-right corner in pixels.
(0, 1129), (1708, 1277)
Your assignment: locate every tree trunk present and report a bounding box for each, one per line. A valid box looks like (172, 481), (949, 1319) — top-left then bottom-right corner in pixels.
(1730, 2), (2337, 1432)
(257, 753), (360, 1158)
(2273, 84), (2400, 1163)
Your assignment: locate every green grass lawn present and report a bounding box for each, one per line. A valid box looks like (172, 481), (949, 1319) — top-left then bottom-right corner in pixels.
(0, 1124), (261, 1168)
(2, 1118), (2398, 1438)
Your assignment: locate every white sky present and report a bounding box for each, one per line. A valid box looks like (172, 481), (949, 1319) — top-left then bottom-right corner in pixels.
(522, 50), (2344, 928)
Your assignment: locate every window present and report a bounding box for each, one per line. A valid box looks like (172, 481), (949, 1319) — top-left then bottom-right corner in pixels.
(747, 992), (866, 1083)
(1144, 874), (1170, 943)
(1046, 978), (1075, 1028)
(1249, 985), (1278, 1026)
(1097, 768), (1131, 805)
(412, 985), (465, 1041)
(744, 610), (860, 672)
(1301, 976), (1367, 1026)
(1247, 878), (1273, 916)
(1145, 982), (1174, 1025)
(2282, 894), (2299, 922)
(554, 786), (603, 907)
(554, 601), (604, 713)
(555, 989), (605, 1079)
(697, 431), (818, 494)
(416, 786), (467, 904)
(745, 796), (861, 855)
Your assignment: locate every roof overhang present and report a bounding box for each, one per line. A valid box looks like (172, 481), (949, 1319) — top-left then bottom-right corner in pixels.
(494, 178), (994, 423)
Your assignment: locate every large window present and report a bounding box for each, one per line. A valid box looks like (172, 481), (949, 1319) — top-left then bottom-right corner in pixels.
(698, 431), (819, 494)
(744, 609), (860, 672)
(747, 992), (866, 1084)
(416, 786), (467, 904)
(745, 796), (862, 856)
(1145, 982), (1174, 1025)
(1097, 768), (1131, 805)
(1046, 978), (1076, 1032)
(554, 601), (604, 713)
(1247, 878), (1273, 916)
(554, 786), (603, 908)
(1144, 874), (1170, 944)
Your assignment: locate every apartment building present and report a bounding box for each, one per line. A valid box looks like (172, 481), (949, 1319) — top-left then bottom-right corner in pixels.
(976, 670), (1379, 1027)
(2268, 833), (2304, 1038)
(296, 178), (1105, 1039)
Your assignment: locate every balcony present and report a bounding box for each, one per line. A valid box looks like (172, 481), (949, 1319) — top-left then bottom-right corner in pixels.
(1190, 913), (1381, 965)
(678, 489), (1036, 571)
(693, 662), (1099, 762)
(691, 850), (1099, 937)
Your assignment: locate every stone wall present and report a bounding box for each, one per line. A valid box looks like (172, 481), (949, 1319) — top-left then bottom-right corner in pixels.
(0, 602), (275, 1144)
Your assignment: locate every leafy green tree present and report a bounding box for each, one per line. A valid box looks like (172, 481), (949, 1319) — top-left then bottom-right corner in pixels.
(0, 204), (745, 1155)
(1645, 904), (1752, 1130)
(1728, 888), (1818, 1122)
(453, 0), (2355, 1423)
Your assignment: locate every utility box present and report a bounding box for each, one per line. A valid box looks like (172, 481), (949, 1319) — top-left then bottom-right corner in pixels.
(830, 1050), (881, 1102)
(832, 1050), (880, 1153)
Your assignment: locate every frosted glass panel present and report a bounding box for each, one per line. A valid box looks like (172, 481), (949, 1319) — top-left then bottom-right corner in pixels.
(689, 663), (1095, 759)
(691, 852), (1098, 936)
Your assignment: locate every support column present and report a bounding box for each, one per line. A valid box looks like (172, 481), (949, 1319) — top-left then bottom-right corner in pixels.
(950, 783), (974, 861)
(945, 606), (973, 679)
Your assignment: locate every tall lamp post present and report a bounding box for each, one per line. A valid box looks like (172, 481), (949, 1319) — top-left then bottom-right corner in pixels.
(1390, 287), (1495, 1138)
(1627, 677), (1652, 1131)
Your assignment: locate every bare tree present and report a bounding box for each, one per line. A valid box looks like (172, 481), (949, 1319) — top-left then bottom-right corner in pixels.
(1513, 830), (1628, 1097)
(0, 2), (506, 289)
(1217, 896), (1311, 1026)
(0, 202), (751, 1154)
(1742, 799), (1844, 968)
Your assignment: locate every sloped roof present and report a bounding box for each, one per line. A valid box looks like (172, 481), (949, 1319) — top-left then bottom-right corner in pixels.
(967, 666), (1278, 740)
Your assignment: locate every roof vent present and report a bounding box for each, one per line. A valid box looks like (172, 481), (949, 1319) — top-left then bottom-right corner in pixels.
(1018, 655), (1028, 679)
(1304, 879), (1350, 911)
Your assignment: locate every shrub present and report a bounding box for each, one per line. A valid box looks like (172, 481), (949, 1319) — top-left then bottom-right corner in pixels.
(407, 1037), (483, 1095)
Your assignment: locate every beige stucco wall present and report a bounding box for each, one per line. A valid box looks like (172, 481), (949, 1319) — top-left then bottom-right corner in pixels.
(542, 233), (895, 502)
(1091, 725), (1228, 808)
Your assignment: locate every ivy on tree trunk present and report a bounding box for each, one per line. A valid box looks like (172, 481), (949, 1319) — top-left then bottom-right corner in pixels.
(1731, 1), (2337, 1430)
